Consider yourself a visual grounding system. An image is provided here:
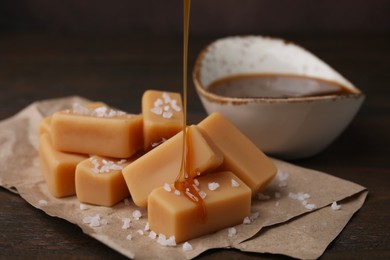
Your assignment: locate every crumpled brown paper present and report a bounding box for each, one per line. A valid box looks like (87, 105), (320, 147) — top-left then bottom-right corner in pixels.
(0, 96), (367, 259)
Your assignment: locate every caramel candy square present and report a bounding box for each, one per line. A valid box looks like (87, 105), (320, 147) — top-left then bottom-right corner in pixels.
(51, 103), (143, 158)
(75, 156), (131, 207)
(122, 125), (223, 207)
(148, 171), (251, 243)
(142, 90), (183, 150)
(39, 132), (88, 198)
(198, 113), (277, 195)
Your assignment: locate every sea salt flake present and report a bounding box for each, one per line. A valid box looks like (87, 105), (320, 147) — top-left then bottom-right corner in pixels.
(164, 183), (172, 192)
(162, 92), (172, 103)
(228, 227), (237, 237)
(144, 222), (150, 231)
(79, 203), (89, 210)
(150, 106), (163, 115)
(154, 98), (163, 107)
(198, 190), (207, 199)
(208, 182), (220, 191)
(132, 210), (142, 220)
(38, 199), (48, 206)
(231, 179), (240, 187)
(122, 218), (131, 229)
(194, 179), (200, 186)
(84, 214), (104, 227)
(137, 229), (144, 235)
(243, 217), (251, 224)
(149, 231), (157, 239)
(331, 201), (341, 210)
(305, 203), (317, 210)
(182, 242), (193, 251)
(275, 201), (280, 207)
(157, 234), (176, 247)
(174, 189), (181, 196)
(162, 111), (173, 119)
(126, 234), (133, 240)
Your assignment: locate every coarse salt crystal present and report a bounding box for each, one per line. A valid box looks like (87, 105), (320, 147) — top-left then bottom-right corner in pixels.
(275, 201), (280, 207)
(164, 183), (172, 192)
(243, 217), (251, 224)
(144, 222), (150, 231)
(132, 210), (142, 220)
(174, 189), (181, 196)
(122, 218), (131, 229)
(228, 227), (237, 237)
(79, 203), (89, 210)
(231, 179), (240, 187)
(38, 199), (48, 206)
(157, 234), (176, 247)
(162, 111), (173, 119)
(83, 214), (106, 227)
(150, 106), (163, 115)
(194, 179), (200, 186)
(305, 203), (317, 210)
(149, 231), (157, 239)
(137, 229), (144, 235)
(126, 234), (133, 240)
(182, 242), (193, 251)
(208, 182), (220, 191)
(331, 201), (341, 210)
(198, 190), (207, 199)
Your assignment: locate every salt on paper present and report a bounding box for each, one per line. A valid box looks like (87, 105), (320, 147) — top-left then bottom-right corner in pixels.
(122, 218), (131, 229)
(182, 242), (193, 251)
(331, 201), (341, 210)
(83, 214), (107, 228)
(148, 231), (157, 239)
(79, 203), (89, 210)
(157, 234), (176, 247)
(132, 210), (142, 220)
(228, 227), (237, 237)
(38, 199), (48, 206)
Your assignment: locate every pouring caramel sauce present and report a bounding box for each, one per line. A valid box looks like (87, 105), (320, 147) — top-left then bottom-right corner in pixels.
(207, 74), (355, 98)
(174, 0), (207, 223)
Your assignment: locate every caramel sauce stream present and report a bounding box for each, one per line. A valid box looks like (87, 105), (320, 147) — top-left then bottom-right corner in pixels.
(174, 0), (207, 223)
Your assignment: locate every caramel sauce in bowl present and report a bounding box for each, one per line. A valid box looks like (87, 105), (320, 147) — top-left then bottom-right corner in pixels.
(193, 36), (364, 159)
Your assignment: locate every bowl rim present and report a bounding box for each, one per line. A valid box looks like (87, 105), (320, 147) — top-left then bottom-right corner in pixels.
(193, 35), (365, 105)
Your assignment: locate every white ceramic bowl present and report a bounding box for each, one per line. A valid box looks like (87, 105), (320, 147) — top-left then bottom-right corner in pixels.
(193, 36), (364, 159)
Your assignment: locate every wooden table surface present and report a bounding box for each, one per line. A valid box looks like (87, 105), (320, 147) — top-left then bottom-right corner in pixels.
(0, 33), (389, 259)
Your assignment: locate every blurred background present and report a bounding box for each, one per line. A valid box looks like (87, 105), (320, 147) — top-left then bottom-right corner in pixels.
(1, 0), (389, 117)
(1, 0), (389, 35)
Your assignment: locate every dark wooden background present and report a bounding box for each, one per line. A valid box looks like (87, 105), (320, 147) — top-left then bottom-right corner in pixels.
(1, 1), (389, 259)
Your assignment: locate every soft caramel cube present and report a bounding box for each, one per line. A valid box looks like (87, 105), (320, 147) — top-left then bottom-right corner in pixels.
(198, 113), (277, 195)
(75, 156), (131, 207)
(122, 125), (223, 207)
(142, 90), (183, 150)
(51, 104), (143, 158)
(39, 132), (88, 197)
(148, 171), (251, 243)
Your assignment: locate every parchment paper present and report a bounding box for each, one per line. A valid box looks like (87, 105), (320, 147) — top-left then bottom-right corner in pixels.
(0, 96), (367, 259)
